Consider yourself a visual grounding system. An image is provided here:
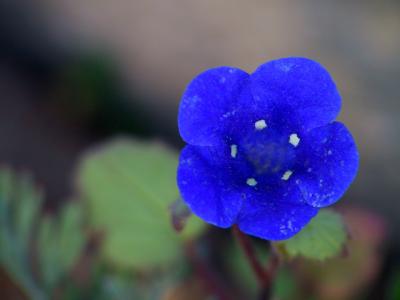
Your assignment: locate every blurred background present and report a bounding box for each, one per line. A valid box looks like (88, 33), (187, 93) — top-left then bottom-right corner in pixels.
(0, 1), (399, 299)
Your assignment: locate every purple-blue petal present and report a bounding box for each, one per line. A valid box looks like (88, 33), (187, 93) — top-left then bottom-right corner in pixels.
(295, 122), (359, 207)
(250, 57), (341, 132)
(177, 145), (243, 228)
(237, 185), (318, 240)
(178, 67), (249, 146)
(176, 57), (357, 241)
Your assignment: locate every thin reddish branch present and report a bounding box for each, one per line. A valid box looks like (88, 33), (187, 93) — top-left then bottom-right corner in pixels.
(260, 247), (280, 299)
(232, 225), (269, 285)
(265, 245), (280, 283)
(232, 225), (280, 300)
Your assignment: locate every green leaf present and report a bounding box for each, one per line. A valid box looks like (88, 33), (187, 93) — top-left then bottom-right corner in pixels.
(0, 168), (85, 299)
(0, 168), (47, 300)
(15, 174), (43, 251)
(77, 138), (205, 270)
(37, 201), (85, 290)
(277, 210), (347, 261)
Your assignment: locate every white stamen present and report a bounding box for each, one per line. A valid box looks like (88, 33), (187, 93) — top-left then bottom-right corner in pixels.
(230, 144), (238, 158)
(281, 170), (293, 180)
(254, 119), (267, 130)
(246, 178), (257, 186)
(289, 133), (300, 147)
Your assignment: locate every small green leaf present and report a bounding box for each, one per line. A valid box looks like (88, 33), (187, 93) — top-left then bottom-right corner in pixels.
(15, 174), (43, 251)
(37, 201), (85, 290)
(277, 210), (347, 261)
(0, 168), (47, 300)
(77, 138), (205, 270)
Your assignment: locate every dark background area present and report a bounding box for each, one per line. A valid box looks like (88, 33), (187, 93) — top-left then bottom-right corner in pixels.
(0, 0), (399, 265)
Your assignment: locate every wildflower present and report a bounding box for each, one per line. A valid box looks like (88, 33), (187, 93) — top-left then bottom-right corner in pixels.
(177, 57), (359, 240)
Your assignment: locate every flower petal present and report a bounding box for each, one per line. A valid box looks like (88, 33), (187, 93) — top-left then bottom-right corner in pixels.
(295, 122), (359, 207)
(177, 145), (243, 228)
(237, 185), (318, 240)
(250, 57), (341, 131)
(178, 67), (249, 146)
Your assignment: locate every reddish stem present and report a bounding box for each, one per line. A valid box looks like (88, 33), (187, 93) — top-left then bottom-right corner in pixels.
(232, 226), (268, 285)
(232, 225), (280, 299)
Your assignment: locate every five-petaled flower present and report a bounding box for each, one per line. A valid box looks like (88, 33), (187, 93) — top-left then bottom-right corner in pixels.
(177, 57), (359, 240)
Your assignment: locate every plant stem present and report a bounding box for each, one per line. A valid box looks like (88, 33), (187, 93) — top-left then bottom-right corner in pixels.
(232, 226), (268, 285)
(232, 225), (280, 300)
(259, 246), (280, 300)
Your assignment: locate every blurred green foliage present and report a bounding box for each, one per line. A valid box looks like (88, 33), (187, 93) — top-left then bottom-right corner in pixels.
(388, 271), (400, 300)
(0, 169), (45, 299)
(225, 240), (297, 299)
(273, 268), (298, 300)
(0, 137), (388, 300)
(0, 169), (85, 300)
(277, 210), (347, 261)
(77, 138), (205, 270)
(37, 201), (85, 291)
(0, 138), (207, 300)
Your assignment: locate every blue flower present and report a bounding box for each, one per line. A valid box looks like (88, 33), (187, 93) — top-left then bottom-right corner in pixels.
(177, 57), (359, 240)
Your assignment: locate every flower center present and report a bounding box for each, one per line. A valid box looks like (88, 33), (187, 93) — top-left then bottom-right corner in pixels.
(244, 135), (294, 175)
(234, 124), (300, 184)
